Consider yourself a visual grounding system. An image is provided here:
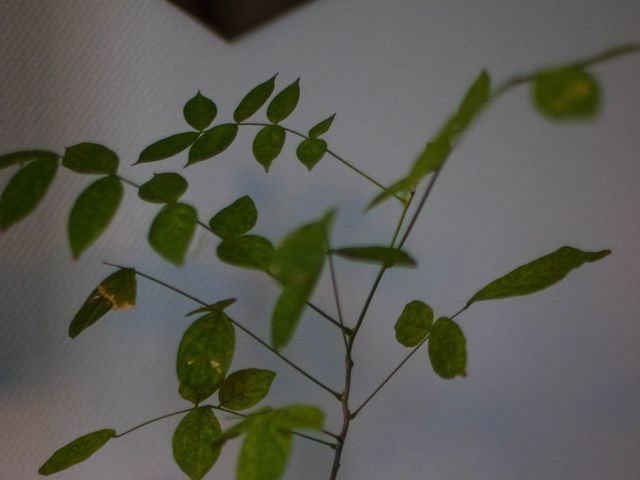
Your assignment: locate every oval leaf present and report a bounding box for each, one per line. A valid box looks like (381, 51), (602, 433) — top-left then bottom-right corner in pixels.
(38, 429), (115, 476)
(184, 92), (217, 131)
(273, 405), (324, 431)
(177, 311), (235, 404)
(63, 143), (119, 174)
(234, 75), (277, 123)
(266, 79), (300, 124)
(253, 125), (286, 172)
(296, 138), (327, 171)
(0, 156), (58, 231)
(532, 68), (600, 120)
(428, 317), (466, 379)
(0, 150), (58, 170)
(394, 300), (433, 347)
(188, 124), (238, 165)
(68, 175), (123, 258)
(137, 132), (199, 164)
(333, 246), (416, 267)
(308, 114), (335, 139)
(148, 202), (197, 265)
(209, 195), (258, 239)
(466, 246), (610, 307)
(173, 408), (222, 480)
(216, 235), (274, 271)
(237, 417), (292, 480)
(219, 368), (276, 410)
(138, 172), (188, 204)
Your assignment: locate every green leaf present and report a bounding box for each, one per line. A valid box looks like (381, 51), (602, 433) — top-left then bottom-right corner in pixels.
(296, 138), (327, 171)
(188, 124), (238, 165)
(237, 416), (292, 480)
(394, 300), (433, 347)
(273, 405), (324, 431)
(187, 298), (237, 316)
(183, 92), (217, 131)
(267, 79), (300, 123)
(532, 67), (600, 120)
(216, 235), (275, 271)
(148, 202), (197, 265)
(466, 246), (611, 307)
(270, 212), (334, 349)
(0, 157), (58, 231)
(68, 175), (123, 258)
(252, 125), (286, 172)
(172, 407), (222, 480)
(63, 143), (119, 174)
(366, 177), (413, 211)
(333, 246), (416, 267)
(219, 368), (276, 410)
(428, 317), (466, 379)
(234, 75), (277, 123)
(209, 195), (258, 239)
(137, 132), (200, 164)
(177, 311), (235, 404)
(0, 150), (58, 170)
(138, 172), (188, 204)
(407, 137), (451, 184)
(38, 429), (115, 476)
(68, 268), (137, 338)
(308, 114), (335, 138)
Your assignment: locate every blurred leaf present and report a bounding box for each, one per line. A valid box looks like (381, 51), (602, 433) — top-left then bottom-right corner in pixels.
(394, 300), (433, 347)
(267, 79), (300, 124)
(466, 246), (610, 307)
(407, 137), (451, 184)
(532, 68), (600, 120)
(219, 368), (276, 410)
(0, 150), (58, 170)
(271, 284), (309, 351)
(217, 235), (274, 271)
(172, 407), (222, 480)
(296, 139), (327, 171)
(68, 175), (123, 258)
(209, 195), (258, 239)
(68, 268), (136, 338)
(148, 202), (197, 265)
(138, 172), (188, 204)
(0, 157), (58, 231)
(188, 124), (238, 165)
(234, 75), (277, 123)
(308, 114), (335, 139)
(38, 429), (115, 476)
(184, 92), (217, 131)
(187, 298), (237, 316)
(272, 405), (324, 431)
(137, 132), (199, 164)
(177, 311), (235, 404)
(333, 246), (416, 267)
(237, 416), (292, 480)
(252, 125), (286, 172)
(366, 177), (412, 211)
(63, 143), (119, 174)
(428, 317), (466, 379)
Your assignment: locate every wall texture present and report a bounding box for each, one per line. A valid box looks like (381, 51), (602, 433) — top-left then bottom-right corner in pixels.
(1, 1), (639, 479)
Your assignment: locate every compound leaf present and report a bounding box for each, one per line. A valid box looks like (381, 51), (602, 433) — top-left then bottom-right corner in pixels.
(219, 368), (276, 410)
(184, 92), (217, 131)
(177, 312), (235, 404)
(172, 407), (222, 480)
(253, 125), (285, 172)
(38, 429), (115, 476)
(137, 132), (199, 164)
(188, 124), (238, 165)
(138, 172), (188, 204)
(0, 156), (58, 231)
(267, 79), (300, 124)
(68, 175), (123, 258)
(394, 300), (433, 347)
(428, 317), (466, 379)
(234, 75), (277, 123)
(209, 195), (258, 240)
(148, 202), (197, 265)
(63, 143), (119, 175)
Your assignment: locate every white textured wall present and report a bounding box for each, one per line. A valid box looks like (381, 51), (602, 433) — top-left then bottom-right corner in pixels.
(1, 1), (639, 479)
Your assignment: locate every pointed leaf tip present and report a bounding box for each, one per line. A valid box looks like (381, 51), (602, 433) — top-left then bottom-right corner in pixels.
(234, 75), (277, 123)
(184, 92), (217, 131)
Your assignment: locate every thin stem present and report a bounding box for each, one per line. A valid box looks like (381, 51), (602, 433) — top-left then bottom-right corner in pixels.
(326, 236), (349, 348)
(103, 261), (341, 400)
(114, 407), (195, 438)
(238, 122), (402, 201)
